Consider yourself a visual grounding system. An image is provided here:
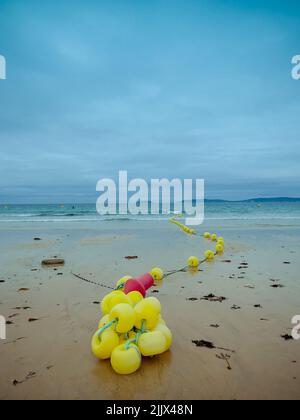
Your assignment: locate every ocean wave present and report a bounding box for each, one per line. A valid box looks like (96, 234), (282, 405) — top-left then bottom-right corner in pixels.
(0, 215), (300, 223)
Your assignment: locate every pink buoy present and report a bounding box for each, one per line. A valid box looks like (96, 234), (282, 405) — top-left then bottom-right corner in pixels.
(124, 273), (154, 297)
(124, 279), (146, 297)
(137, 273), (154, 290)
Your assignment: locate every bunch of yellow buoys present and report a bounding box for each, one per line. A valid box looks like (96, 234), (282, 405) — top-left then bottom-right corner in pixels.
(169, 218), (196, 235)
(91, 270), (172, 375)
(203, 233), (225, 255)
(187, 234), (226, 268)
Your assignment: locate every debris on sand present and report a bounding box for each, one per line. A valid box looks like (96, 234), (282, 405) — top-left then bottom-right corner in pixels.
(221, 260), (232, 263)
(231, 305), (241, 310)
(281, 334), (293, 341)
(33, 238), (42, 241)
(216, 353), (232, 370)
(28, 318), (38, 322)
(186, 297), (198, 301)
(192, 340), (235, 353)
(201, 294), (227, 303)
(254, 304), (262, 308)
(244, 284), (255, 289)
(124, 256), (138, 260)
(0, 280), (5, 283)
(283, 261), (291, 264)
(13, 371), (36, 386)
(8, 313), (19, 319)
(270, 284), (284, 288)
(13, 306), (31, 310)
(42, 259), (65, 267)
(28, 317), (43, 323)
(210, 324), (220, 328)
(4, 337), (27, 345)
(192, 340), (215, 349)
(18, 288), (30, 292)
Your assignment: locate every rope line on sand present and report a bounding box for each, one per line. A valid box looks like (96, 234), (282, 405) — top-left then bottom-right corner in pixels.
(164, 255), (216, 277)
(71, 272), (115, 290)
(72, 253), (217, 290)
(72, 220), (224, 289)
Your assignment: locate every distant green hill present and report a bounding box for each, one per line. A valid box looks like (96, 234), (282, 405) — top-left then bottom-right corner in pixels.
(205, 197), (300, 203)
(244, 197), (300, 203)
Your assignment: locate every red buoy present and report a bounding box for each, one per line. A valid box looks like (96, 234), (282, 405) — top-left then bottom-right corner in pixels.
(124, 273), (154, 297)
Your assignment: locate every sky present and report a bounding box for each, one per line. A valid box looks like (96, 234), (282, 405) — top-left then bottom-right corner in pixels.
(0, 0), (300, 203)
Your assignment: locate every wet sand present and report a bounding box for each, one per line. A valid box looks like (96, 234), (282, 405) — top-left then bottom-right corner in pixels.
(0, 219), (300, 400)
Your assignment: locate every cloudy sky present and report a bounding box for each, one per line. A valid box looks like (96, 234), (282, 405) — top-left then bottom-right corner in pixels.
(0, 0), (300, 203)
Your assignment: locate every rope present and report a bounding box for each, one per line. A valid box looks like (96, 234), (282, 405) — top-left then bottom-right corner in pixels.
(95, 319), (117, 339)
(125, 338), (137, 350)
(71, 272), (115, 290)
(164, 256), (210, 277)
(125, 320), (146, 349)
(72, 241), (220, 289)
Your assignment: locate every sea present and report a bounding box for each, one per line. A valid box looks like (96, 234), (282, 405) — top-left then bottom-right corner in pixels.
(0, 201), (300, 223)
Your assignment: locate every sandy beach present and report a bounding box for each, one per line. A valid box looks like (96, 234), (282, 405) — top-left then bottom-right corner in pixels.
(0, 218), (299, 400)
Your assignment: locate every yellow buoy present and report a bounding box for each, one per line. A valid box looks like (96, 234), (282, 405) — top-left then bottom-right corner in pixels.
(134, 298), (160, 330)
(98, 314), (111, 329)
(145, 297), (161, 313)
(188, 256), (199, 268)
(91, 329), (119, 360)
(205, 250), (215, 261)
(153, 324), (172, 351)
(204, 232), (211, 239)
(127, 290), (144, 306)
(109, 291), (132, 310)
(138, 331), (167, 356)
(116, 275), (132, 290)
(215, 243), (224, 254)
(217, 237), (224, 244)
(102, 291), (132, 314)
(109, 303), (136, 333)
(183, 226), (196, 235)
(211, 234), (217, 242)
(170, 218), (196, 235)
(111, 344), (142, 375)
(100, 290), (124, 315)
(150, 267), (164, 282)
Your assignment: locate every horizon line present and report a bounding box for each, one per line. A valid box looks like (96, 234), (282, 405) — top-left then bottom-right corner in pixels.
(1, 196), (300, 206)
